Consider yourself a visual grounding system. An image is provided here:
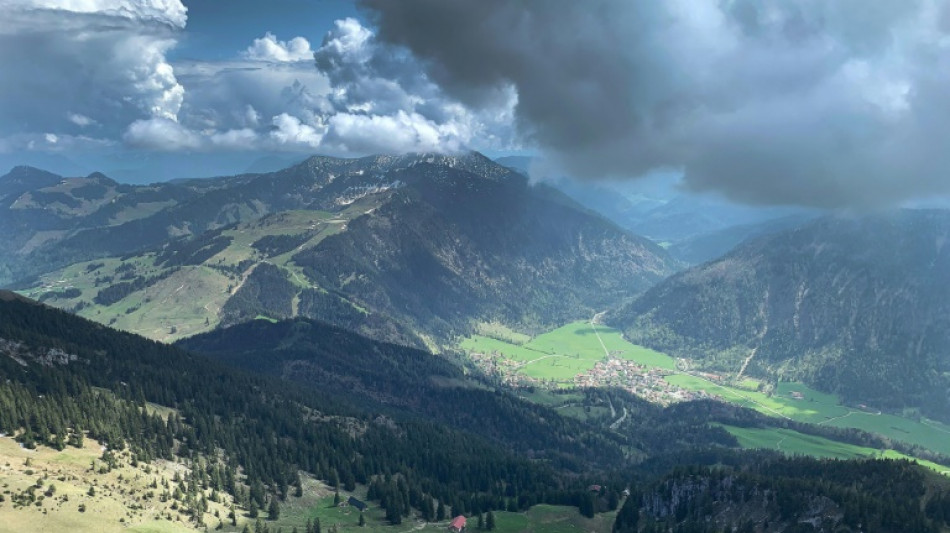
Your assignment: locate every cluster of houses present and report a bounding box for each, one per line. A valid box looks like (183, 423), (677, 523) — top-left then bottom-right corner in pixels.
(573, 357), (712, 405)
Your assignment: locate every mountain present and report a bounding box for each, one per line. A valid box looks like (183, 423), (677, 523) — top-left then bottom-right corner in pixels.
(7, 152), (678, 345)
(4, 288), (948, 531)
(610, 210), (950, 419)
(175, 318), (755, 464)
(0, 290), (618, 528)
(496, 156), (814, 249)
(667, 214), (816, 265)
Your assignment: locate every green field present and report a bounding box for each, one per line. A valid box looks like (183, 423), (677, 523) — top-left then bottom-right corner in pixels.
(723, 425), (950, 474)
(494, 504), (615, 533)
(667, 375), (950, 456)
(258, 479), (614, 533)
(461, 320), (674, 384)
(460, 321), (950, 459)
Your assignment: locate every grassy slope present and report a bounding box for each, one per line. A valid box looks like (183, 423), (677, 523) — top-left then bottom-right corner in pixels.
(722, 425), (950, 475)
(0, 434), (615, 533)
(459, 321), (950, 459)
(18, 206), (377, 342)
(0, 436), (233, 533)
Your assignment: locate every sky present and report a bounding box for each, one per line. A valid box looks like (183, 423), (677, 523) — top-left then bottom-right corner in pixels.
(1, 0), (949, 208)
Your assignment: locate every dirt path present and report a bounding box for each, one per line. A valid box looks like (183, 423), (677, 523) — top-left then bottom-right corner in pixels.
(589, 311), (610, 358)
(735, 347), (757, 381)
(818, 408), (881, 426)
(610, 406), (628, 430)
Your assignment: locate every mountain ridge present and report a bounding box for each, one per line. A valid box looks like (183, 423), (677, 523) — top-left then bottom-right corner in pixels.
(609, 209), (950, 419)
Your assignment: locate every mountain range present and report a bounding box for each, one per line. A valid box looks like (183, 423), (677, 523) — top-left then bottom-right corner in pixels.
(1, 153), (677, 346)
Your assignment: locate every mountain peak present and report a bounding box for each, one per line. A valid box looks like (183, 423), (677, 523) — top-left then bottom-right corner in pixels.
(2, 165), (62, 182)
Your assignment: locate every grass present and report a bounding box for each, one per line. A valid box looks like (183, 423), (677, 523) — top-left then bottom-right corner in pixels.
(17, 205), (388, 342)
(460, 320), (675, 385)
(722, 425), (950, 475)
(273, 484), (616, 533)
(493, 504), (615, 533)
(461, 321), (950, 460)
(0, 435), (232, 533)
(667, 376), (950, 457)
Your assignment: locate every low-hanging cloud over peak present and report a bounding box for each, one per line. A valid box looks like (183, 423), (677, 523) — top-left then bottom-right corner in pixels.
(360, 0), (950, 208)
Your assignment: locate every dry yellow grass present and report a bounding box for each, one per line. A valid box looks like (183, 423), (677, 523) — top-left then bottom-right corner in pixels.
(0, 436), (240, 533)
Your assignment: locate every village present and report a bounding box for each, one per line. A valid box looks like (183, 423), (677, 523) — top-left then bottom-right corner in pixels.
(573, 356), (713, 405)
(467, 349), (715, 406)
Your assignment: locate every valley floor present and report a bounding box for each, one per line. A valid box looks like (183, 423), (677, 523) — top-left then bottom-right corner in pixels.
(460, 319), (950, 465)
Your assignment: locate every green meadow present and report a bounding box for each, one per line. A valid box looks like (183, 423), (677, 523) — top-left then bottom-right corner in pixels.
(722, 425), (950, 475)
(460, 321), (950, 459)
(461, 320), (674, 384)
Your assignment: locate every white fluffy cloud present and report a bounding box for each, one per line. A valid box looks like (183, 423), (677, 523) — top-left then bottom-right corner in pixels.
(243, 33), (314, 62)
(0, 0), (187, 151)
(3, 0), (187, 27)
(310, 18), (515, 154)
(124, 117), (200, 150)
(122, 18), (515, 155)
(0, 6), (514, 161)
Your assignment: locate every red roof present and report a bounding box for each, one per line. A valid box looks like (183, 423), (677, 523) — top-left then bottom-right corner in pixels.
(450, 516), (466, 530)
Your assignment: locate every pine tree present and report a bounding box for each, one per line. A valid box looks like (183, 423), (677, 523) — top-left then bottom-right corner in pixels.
(486, 511), (496, 531)
(268, 497), (280, 520)
(359, 512), (366, 527)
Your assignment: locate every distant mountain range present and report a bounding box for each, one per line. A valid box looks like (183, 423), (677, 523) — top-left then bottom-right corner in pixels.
(495, 155), (815, 262)
(2, 153), (677, 346)
(610, 210), (950, 419)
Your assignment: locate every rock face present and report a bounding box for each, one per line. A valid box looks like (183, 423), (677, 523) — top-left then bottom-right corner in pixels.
(611, 210), (950, 417)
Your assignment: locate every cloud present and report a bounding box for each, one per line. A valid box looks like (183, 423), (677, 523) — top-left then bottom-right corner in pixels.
(360, 0), (950, 208)
(0, 0), (187, 144)
(2, 6), (514, 163)
(67, 113), (97, 127)
(146, 18), (515, 156)
(243, 32), (314, 62)
(124, 117), (200, 150)
(4, 0), (187, 28)
(269, 113), (324, 149)
(310, 17), (516, 154)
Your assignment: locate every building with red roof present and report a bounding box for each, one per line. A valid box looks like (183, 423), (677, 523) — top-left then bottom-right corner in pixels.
(449, 515), (466, 532)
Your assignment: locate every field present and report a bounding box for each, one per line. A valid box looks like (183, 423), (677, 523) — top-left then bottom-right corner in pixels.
(0, 435), (234, 533)
(494, 504), (616, 533)
(461, 320), (674, 384)
(460, 321), (950, 460)
(666, 375), (950, 456)
(722, 425), (950, 474)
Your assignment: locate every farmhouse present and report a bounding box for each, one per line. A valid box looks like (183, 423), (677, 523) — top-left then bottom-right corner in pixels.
(449, 515), (466, 532)
(348, 496), (367, 512)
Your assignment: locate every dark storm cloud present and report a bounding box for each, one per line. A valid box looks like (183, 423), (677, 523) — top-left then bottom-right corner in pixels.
(359, 0), (950, 208)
